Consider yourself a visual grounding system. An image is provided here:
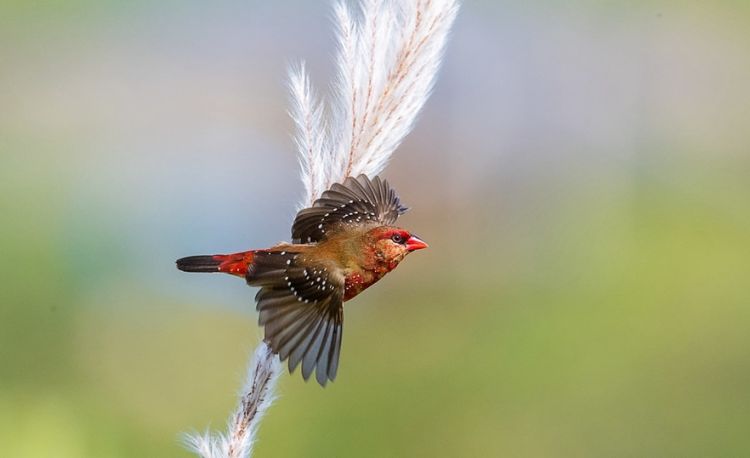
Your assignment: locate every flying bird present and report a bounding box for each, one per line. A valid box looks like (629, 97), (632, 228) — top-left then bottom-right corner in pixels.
(176, 174), (427, 386)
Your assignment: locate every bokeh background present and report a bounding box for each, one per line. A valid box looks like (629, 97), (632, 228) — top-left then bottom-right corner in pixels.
(2, 1), (749, 456)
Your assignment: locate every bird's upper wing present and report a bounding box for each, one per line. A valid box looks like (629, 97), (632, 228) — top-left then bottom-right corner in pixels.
(292, 174), (408, 243)
(247, 250), (344, 386)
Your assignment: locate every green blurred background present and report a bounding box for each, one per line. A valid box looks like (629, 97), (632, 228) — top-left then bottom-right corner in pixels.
(2, 1), (749, 456)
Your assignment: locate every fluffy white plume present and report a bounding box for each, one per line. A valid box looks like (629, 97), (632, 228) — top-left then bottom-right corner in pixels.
(184, 342), (282, 458)
(288, 64), (328, 209)
(291, 0), (459, 207)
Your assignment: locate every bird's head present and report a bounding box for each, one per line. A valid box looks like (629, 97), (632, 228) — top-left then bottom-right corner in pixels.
(363, 226), (428, 270)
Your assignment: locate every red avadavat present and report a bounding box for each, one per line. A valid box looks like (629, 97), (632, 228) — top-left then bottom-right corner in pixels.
(177, 174), (426, 386)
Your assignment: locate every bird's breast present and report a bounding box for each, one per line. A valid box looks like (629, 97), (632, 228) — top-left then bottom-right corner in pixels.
(343, 255), (404, 301)
(343, 269), (387, 301)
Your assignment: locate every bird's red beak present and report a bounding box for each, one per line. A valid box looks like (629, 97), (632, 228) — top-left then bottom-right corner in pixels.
(406, 235), (428, 252)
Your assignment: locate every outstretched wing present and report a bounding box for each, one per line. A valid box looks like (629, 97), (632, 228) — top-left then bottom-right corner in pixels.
(292, 174), (408, 243)
(247, 250), (344, 386)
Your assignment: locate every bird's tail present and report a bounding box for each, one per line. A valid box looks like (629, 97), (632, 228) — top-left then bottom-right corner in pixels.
(176, 255), (222, 273)
(176, 251), (255, 277)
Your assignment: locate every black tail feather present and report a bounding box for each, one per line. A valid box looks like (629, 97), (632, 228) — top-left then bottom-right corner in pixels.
(176, 255), (221, 273)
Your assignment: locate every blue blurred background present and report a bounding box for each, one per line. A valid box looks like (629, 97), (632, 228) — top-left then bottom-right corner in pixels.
(2, 1), (749, 456)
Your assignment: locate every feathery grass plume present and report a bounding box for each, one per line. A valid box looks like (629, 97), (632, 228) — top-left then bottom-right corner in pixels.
(183, 342), (282, 458)
(291, 0), (459, 207)
(288, 63), (328, 209)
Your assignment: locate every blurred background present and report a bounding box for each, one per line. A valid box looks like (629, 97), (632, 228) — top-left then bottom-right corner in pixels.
(2, 0), (749, 456)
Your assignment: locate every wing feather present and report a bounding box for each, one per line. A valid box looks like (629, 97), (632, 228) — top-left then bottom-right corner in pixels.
(292, 174), (408, 243)
(247, 250), (344, 385)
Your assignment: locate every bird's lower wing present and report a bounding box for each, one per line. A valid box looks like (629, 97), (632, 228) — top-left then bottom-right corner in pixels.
(247, 251), (344, 386)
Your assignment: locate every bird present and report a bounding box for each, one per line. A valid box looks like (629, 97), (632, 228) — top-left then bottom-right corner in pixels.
(176, 174), (427, 386)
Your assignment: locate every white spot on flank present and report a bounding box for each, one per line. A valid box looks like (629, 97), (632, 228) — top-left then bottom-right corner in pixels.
(286, 259), (291, 265)
(318, 224), (323, 229)
(280, 251), (286, 255)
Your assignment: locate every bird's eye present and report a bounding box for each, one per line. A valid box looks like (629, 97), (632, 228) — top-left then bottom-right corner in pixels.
(391, 233), (405, 244)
